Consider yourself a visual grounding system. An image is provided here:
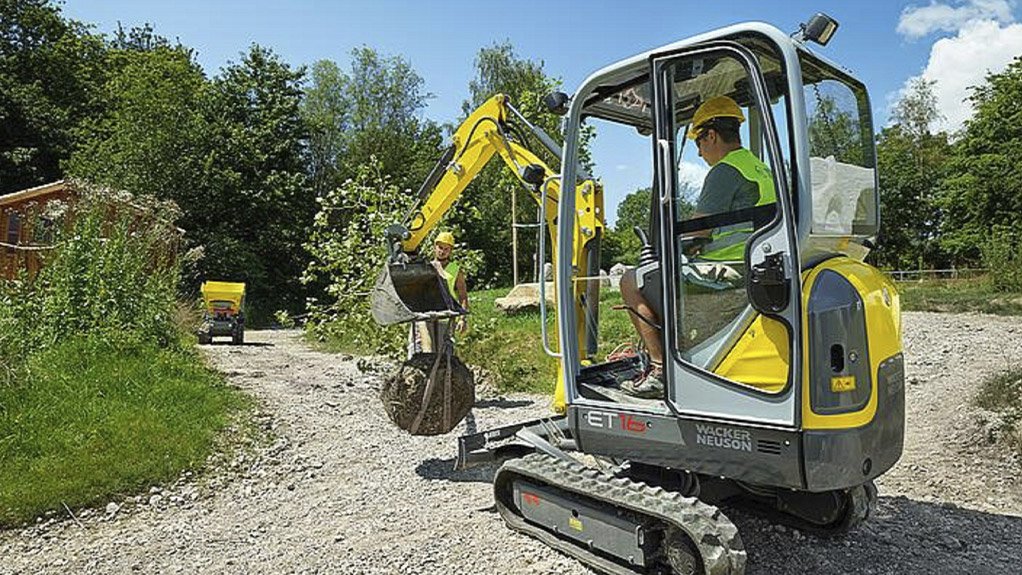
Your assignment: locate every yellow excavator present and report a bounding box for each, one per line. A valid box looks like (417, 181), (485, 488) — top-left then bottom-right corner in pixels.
(374, 13), (904, 575)
(372, 92), (605, 404)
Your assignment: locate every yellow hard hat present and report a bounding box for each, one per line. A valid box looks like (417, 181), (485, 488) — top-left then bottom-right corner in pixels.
(687, 96), (745, 140)
(435, 231), (455, 247)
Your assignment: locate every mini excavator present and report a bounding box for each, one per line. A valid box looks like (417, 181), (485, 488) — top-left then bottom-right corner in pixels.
(373, 13), (904, 575)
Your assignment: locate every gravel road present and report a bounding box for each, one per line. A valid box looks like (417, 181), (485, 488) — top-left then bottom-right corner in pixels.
(2, 311), (1021, 574)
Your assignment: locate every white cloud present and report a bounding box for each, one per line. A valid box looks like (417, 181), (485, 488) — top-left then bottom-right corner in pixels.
(903, 19), (1022, 132)
(897, 0), (1014, 39)
(672, 161), (709, 204)
(678, 161), (708, 189)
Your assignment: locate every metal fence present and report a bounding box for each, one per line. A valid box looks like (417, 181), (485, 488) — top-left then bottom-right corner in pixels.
(882, 268), (987, 282)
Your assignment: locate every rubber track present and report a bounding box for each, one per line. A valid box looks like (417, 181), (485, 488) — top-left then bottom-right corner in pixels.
(495, 453), (746, 575)
(727, 480), (876, 538)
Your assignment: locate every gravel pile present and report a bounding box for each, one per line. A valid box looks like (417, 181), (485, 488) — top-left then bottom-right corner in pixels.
(2, 311), (1021, 574)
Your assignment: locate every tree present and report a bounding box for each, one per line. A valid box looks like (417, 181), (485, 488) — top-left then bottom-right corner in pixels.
(872, 78), (950, 270)
(302, 60), (350, 197)
(302, 48), (442, 198)
(68, 36), (318, 319)
(301, 157), (407, 355)
(894, 78), (942, 140)
(601, 185), (695, 269)
(616, 187), (653, 235)
(68, 33), (209, 214)
(806, 93), (863, 165)
(335, 47), (442, 193)
(938, 57), (1022, 266)
(0, 0), (106, 193)
(601, 187), (651, 268)
(200, 45), (314, 318)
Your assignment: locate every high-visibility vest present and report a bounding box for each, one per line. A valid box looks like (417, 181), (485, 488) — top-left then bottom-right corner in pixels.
(441, 261), (460, 296)
(700, 148), (776, 261)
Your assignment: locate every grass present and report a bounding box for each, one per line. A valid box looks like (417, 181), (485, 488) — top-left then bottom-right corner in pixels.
(0, 335), (247, 527)
(897, 276), (1022, 316)
(315, 286), (639, 394)
(974, 367), (1022, 453)
(458, 287), (636, 393)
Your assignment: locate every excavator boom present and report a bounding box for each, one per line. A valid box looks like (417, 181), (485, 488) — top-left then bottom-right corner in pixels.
(371, 94), (604, 390)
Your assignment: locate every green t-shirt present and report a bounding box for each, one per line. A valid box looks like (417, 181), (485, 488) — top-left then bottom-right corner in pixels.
(692, 148), (775, 261)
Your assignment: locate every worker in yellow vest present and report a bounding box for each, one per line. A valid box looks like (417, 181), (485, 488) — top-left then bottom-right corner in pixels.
(684, 96), (776, 261)
(432, 231), (469, 326)
(619, 96), (776, 397)
(408, 231), (469, 357)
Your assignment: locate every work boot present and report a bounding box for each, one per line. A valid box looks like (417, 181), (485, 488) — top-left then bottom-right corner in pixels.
(620, 365), (664, 399)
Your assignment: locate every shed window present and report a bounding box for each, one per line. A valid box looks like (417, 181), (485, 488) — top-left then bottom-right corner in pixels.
(5, 213), (19, 247)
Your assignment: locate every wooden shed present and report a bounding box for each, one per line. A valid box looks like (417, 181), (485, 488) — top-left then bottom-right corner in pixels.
(0, 180), (71, 279)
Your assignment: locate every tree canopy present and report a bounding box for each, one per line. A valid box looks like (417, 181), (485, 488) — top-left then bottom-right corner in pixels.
(7, 0), (1022, 323)
(0, 0), (105, 193)
(872, 78), (950, 270)
(938, 57), (1022, 265)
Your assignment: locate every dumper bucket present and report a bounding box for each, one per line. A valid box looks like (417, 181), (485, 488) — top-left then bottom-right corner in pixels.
(200, 281), (246, 314)
(371, 260), (467, 326)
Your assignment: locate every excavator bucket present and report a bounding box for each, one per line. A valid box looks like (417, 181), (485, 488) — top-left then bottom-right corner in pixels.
(371, 259), (466, 326)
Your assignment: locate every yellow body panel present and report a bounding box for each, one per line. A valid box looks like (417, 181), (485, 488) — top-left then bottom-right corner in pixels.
(800, 257), (901, 430)
(713, 314), (790, 394)
(200, 281), (246, 312)
(688, 256), (900, 429)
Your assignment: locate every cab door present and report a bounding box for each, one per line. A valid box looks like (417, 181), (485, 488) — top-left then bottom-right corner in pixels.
(650, 42), (802, 427)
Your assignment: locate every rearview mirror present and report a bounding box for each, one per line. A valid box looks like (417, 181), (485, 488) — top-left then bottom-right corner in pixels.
(543, 92), (570, 116)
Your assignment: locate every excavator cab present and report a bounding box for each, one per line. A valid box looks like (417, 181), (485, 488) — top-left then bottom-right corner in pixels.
(457, 16), (904, 575)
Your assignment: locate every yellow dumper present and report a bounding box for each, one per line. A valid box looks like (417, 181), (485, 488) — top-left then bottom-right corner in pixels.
(198, 281), (246, 345)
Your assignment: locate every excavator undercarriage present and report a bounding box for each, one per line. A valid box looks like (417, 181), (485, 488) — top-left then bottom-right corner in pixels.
(460, 410), (875, 575)
(496, 453), (746, 575)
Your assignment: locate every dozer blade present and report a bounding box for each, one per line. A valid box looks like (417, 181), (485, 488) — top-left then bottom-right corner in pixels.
(371, 260), (466, 326)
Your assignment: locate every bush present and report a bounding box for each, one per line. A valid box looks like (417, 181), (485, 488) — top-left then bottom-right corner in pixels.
(0, 183), (247, 526)
(301, 158), (408, 356)
(981, 225), (1022, 293)
(0, 183), (182, 368)
(974, 367), (1022, 454)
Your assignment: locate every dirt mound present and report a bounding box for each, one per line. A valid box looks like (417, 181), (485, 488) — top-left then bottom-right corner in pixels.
(380, 352), (475, 435)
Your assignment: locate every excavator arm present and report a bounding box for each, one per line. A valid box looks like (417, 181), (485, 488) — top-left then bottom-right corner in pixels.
(401, 94), (602, 265)
(372, 93), (604, 411)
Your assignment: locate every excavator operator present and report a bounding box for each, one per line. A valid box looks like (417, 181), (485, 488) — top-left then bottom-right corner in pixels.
(620, 95), (777, 398)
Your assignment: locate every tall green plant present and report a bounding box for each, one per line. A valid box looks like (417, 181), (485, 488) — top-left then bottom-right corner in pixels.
(302, 158), (406, 355)
(0, 182), (182, 368)
(982, 226), (1022, 293)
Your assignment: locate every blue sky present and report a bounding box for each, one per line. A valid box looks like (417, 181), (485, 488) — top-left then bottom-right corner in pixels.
(61, 0), (1022, 224)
